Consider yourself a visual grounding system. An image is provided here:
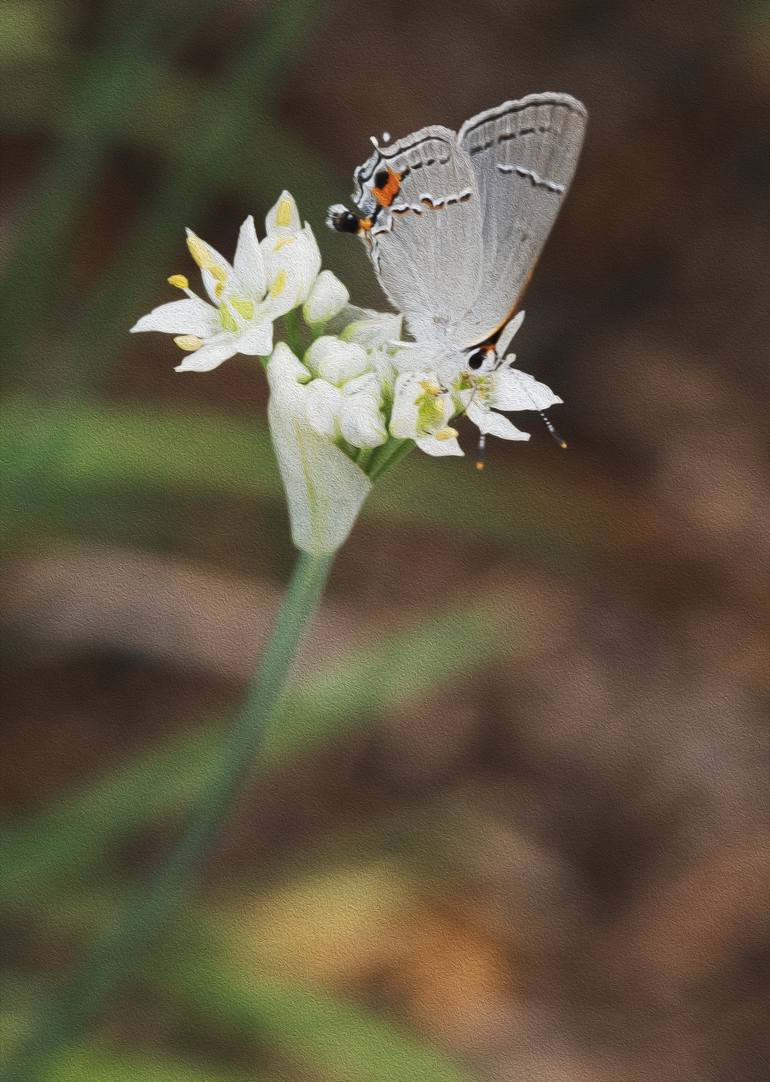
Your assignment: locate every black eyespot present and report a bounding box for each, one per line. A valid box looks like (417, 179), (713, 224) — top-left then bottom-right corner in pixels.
(374, 169), (389, 189)
(467, 348), (486, 370)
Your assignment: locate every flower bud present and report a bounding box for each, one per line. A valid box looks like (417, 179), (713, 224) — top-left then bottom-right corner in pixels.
(304, 379), (343, 438)
(303, 270), (349, 325)
(305, 336), (368, 386)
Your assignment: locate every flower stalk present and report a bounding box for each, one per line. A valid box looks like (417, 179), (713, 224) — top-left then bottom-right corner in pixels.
(6, 184), (570, 1078)
(2, 549), (334, 1082)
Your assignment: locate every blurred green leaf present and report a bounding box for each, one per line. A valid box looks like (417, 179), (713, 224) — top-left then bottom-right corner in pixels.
(1, 399), (623, 556)
(154, 952), (479, 1082)
(2, 951), (477, 1082)
(0, 597), (508, 907)
(57, 0), (325, 396)
(41, 1048), (267, 1082)
(0, 0), (208, 374)
(1, 0), (324, 392)
(0, 1), (60, 63)
(0, 60), (370, 297)
(0, 979), (271, 1082)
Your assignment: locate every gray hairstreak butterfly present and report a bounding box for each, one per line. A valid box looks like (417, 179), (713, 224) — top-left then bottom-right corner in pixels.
(327, 93), (587, 440)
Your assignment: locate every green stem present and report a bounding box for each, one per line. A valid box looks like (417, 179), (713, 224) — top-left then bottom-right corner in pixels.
(367, 438), (415, 483)
(281, 309), (305, 357)
(2, 548), (334, 1082)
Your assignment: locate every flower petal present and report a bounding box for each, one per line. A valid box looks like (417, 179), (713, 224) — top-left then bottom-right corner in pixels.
(267, 368), (371, 554)
(493, 368), (562, 412)
(232, 215), (267, 297)
(416, 435), (464, 457)
(236, 321), (274, 357)
(130, 298), (216, 337)
(468, 401), (530, 440)
(173, 334), (236, 372)
(303, 270), (349, 324)
(304, 379), (343, 438)
(265, 190), (301, 236)
(261, 228), (322, 315)
(339, 392), (388, 449)
(185, 228), (234, 305)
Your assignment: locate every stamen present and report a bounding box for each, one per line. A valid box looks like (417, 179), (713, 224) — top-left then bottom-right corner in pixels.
(167, 274), (189, 290)
(435, 426), (458, 441)
(174, 335), (203, 351)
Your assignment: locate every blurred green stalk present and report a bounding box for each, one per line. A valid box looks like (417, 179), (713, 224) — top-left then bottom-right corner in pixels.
(1, 549), (333, 1082)
(0, 0), (215, 377)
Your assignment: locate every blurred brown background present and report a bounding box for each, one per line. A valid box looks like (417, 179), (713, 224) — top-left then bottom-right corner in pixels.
(2, 2), (769, 1080)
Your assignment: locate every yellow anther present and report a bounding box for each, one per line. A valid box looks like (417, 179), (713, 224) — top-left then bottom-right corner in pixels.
(269, 270), (287, 299)
(435, 426), (458, 441)
(186, 233), (210, 268)
(275, 197), (294, 228)
(167, 274), (189, 290)
(209, 264), (227, 283)
(174, 335), (203, 351)
(419, 379), (442, 397)
(214, 281), (224, 299)
(230, 297), (255, 320)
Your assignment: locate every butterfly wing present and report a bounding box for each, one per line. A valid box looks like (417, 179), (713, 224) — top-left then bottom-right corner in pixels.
(457, 93), (587, 346)
(352, 126), (484, 343)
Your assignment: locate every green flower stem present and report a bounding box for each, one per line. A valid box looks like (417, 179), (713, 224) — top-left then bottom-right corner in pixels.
(280, 309), (306, 358)
(2, 549), (334, 1082)
(367, 438), (415, 483)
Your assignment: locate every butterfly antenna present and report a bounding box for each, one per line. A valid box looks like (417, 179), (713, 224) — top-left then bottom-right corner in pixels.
(540, 410), (568, 449)
(475, 432), (487, 471)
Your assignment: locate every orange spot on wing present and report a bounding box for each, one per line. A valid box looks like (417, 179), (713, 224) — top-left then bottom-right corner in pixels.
(373, 168), (402, 207)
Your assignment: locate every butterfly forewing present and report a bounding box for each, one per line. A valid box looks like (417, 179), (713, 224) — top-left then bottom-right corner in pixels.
(354, 126), (484, 342)
(456, 93), (587, 346)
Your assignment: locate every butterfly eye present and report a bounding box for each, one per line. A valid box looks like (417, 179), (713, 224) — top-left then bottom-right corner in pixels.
(374, 169), (389, 189)
(466, 348), (487, 371)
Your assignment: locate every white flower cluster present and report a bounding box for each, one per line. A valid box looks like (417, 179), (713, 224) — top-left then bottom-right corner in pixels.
(131, 192), (562, 553)
(131, 192), (346, 370)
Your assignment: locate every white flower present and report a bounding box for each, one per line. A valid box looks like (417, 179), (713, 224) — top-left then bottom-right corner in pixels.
(130, 193), (321, 372)
(390, 372), (463, 457)
(267, 344), (372, 554)
(260, 190), (321, 309)
(456, 352), (561, 445)
(303, 270), (349, 325)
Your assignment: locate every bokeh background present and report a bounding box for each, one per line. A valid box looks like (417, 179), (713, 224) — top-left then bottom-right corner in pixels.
(2, 1), (769, 1080)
